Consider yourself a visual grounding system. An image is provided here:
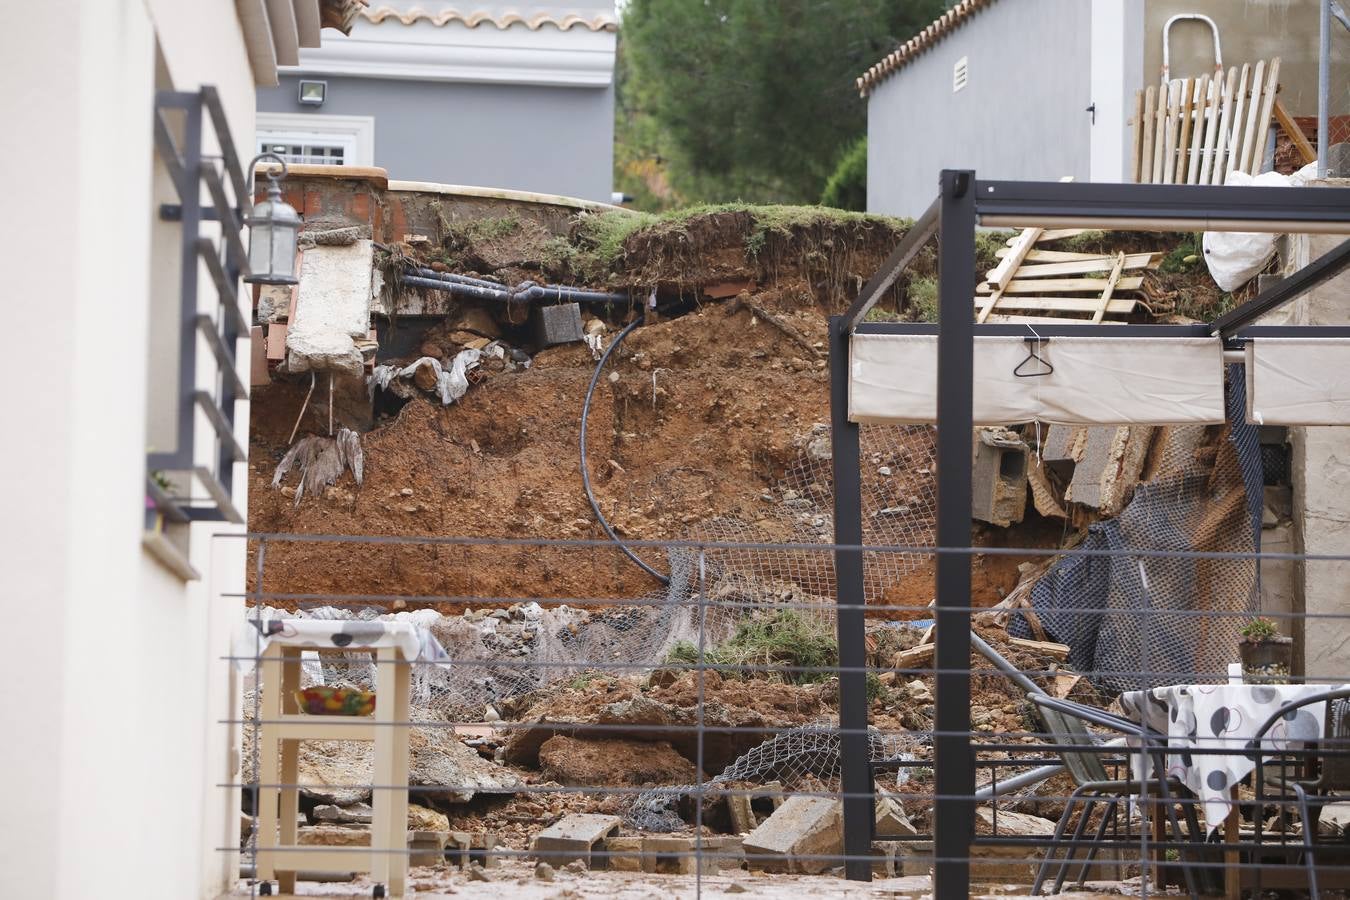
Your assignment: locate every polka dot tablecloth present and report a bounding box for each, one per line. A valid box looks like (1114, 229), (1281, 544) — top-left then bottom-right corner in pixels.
(1119, 684), (1344, 832)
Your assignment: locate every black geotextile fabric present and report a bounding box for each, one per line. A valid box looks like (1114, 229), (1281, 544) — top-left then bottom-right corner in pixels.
(1010, 366), (1262, 693)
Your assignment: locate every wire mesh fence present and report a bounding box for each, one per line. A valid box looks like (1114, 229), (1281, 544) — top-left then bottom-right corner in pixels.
(219, 420), (1350, 900)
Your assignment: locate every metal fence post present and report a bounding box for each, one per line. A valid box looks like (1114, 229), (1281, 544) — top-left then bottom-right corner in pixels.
(829, 314), (873, 882)
(935, 169), (975, 898)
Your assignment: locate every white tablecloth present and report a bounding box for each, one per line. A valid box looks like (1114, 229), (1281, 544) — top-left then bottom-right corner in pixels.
(234, 614), (450, 670)
(1120, 683), (1343, 832)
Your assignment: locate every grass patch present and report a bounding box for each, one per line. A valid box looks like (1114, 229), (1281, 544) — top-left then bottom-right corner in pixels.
(665, 610), (839, 684)
(1159, 232), (1203, 274)
(458, 215), (522, 242)
(572, 203), (906, 274)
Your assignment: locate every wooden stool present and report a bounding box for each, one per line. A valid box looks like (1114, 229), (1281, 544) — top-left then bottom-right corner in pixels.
(254, 643), (411, 897)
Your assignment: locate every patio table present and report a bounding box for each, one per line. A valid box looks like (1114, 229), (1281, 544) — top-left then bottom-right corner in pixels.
(1121, 682), (1346, 899)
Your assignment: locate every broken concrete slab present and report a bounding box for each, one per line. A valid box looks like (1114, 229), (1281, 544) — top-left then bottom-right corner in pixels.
(312, 802), (373, 825)
(1064, 425), (1153, 516)
(743, 795), (841, 875)
(286, 239), (374, 376)
(531, 814), (622, 869)
(875, 794), (918, 838)
(297, 824), (371, 846)
(727, 793), (758, 835)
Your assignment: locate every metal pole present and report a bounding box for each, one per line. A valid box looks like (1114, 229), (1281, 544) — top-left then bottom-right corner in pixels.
(934, 170), (975, 899)
(1320, 0), (1331, 178)
(829, 314), (873, 882)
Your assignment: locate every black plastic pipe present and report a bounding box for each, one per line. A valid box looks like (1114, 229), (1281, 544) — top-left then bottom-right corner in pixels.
(580, 315), (669, 585)
(401, 270), (632, 305)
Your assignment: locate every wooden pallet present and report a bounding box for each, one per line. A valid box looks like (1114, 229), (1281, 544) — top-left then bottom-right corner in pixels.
(1130, 58), (1281, 185)
(975, 230), (1163, 324)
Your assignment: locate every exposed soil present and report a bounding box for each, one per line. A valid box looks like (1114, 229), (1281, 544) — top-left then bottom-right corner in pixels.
(248, 207), (1218, 617)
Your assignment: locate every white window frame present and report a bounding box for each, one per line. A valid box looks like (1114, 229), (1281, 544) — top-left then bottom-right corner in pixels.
(255, 112), (375, 166)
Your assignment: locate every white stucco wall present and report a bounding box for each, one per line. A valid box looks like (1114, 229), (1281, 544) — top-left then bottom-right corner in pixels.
(0, 2), (256, 897)
(866, 0), (1093, 218)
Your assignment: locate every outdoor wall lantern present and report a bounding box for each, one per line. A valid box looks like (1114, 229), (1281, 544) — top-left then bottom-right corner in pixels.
(243, 153), (300, 285)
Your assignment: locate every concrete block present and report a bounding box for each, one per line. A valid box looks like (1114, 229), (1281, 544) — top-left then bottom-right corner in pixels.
(727, 794), (758, 834)
(1065, 425), (1152, 515)
(447, 831), (498, 869)
(250, 325), (270, 386)
(706, 835), (744, 871)
(408, 830), (448, 867)
(603, 836), (644, 872)
(743, 795), (841, 875)
(642, 836), (717, 876)
(531, 814), (621, 869)
(532, 302), (584, 347)
(893, 840), (933, 876)
(971, 428), (1029, 527)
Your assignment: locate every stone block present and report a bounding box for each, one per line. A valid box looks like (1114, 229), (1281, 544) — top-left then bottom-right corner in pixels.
(286, 240), (374, 375)
(971, 427), (1029, 527)
(297, 824), (370, 846)
(706, 835), (744, 871)
(531, 814), (622, 869)
(312, 802), (373, 825)
(533, 302), (584, 347)
(743, 795), (842, 875)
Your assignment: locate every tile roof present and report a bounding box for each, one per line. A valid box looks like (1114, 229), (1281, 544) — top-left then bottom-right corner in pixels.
(362, 6), (618, 31)
(856, 0), (997, 97)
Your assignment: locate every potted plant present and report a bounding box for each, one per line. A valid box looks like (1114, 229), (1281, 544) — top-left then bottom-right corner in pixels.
(1239, 618), (1293, 683)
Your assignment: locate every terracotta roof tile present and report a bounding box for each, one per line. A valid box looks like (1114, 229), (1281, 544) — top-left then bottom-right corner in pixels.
(856, 0), (997, 97)
(362, 6), (618, 31)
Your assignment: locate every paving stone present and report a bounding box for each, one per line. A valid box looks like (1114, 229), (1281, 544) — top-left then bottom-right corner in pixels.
(531, 814), (622, 869)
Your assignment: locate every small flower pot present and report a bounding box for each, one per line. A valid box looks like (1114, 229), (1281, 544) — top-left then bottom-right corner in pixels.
(1240, 636), (1293, 683)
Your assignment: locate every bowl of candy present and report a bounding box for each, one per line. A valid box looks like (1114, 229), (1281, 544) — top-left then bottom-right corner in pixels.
(294, 686), (376, 716)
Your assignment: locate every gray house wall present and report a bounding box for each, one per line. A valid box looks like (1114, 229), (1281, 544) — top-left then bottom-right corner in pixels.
(866, 0), (1092, 218)
(257, 74), (615, 202)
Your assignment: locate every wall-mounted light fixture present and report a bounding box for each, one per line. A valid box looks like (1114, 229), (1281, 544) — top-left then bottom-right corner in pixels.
(243, 153), (300, 285)
(298, 79), (327, 106)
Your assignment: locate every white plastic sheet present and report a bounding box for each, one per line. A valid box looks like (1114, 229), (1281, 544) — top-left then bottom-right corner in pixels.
(1204, 162), (1320, 291)
(1245, 337), (1350, 425)
(848, 333), (1225, 425)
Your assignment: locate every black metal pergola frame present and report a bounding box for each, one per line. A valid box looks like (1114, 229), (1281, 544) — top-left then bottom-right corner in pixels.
(828, 172), (1350, 894)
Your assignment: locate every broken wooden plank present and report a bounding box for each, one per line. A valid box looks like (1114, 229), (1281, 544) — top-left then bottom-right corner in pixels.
(1274, 96), (1316, 165)
(1007, 637), (1071, 660)
(989, 251), (1161, 276)
(1035, 228), (1089, 244)
(978, 276), (1144, 295)
(974, 296), (1137, 314)
(984, 314), (1126, 325)
(1091, 252), (1128, 325)
(891, 643), (935, 672)
(980, 226), (1042, 323)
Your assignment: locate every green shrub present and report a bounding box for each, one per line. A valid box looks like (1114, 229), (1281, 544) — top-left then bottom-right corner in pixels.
(820, 136), (868, 212)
